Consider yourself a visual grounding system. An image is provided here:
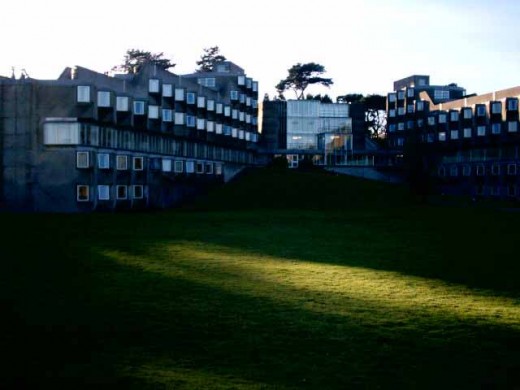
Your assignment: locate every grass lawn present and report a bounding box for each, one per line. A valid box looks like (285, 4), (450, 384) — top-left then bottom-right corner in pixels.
(1, 168), (519, 389)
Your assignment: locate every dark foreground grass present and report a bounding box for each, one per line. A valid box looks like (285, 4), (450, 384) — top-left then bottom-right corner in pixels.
(1, 168), (519, 389)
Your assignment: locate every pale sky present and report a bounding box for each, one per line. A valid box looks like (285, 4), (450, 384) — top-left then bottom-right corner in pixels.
(2, 0), (519, 100)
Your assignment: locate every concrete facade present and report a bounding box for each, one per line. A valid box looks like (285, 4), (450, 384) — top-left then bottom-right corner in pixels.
(0, 61), (259, 212)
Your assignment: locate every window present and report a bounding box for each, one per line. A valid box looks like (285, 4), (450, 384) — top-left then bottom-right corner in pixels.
(407, 120), (414, 129)
(507, 164), (517, 175)
(492, 164), (500, 175)
(98, 153), (110, 169)
(175, 88), (185, 101)
(162, 84), (173, 97)
(239, 94), (246, 104)
(186, 92), (196, 104)
(116, 185), (127, 200)
(407, 104), (414, 114)
(77, 86), (90, 103)
(98, 185), (110, 200)
(508, 121), (518, 132)
(491, 102), (502, 114)
(491, 123), (501, 134)
(215, 123), (223, 134)
(239, 130), (245, 139)
(186, 160), (195, 173)
(253, 82), (258, 92)
(407, 88), (414, 98)
(76, 151), (89, 168)
(463, 108), (472, 119)
(206, 121), (214, 132)
(450, 130), (459, 140)
(216, 103), (223, 114)
(224, 106), (231, 117)
(477, 126), (486, 136)
(162, 159), (172, 172)
(427, 117), (435, 126)
(196, 161), (204, 174)
(237, 76), (246, 85)
(507, 98), (518, 111)
(215, 163), (223, 175)
(397, 107), (405, 116)
(230, 90), (239, 100)
(77, 185), (89, 202)
(239, 112), (245, 122)
(207, 100), (215, 111)
(464, 128), (472, 138)
(397, 123), (405, 131)
(388, 124), (396, 132)
(175, 112), (185, 125)
(438, 114), (447, 124)
(116, 155), (128, 170)
(132, 185), (144, 199)
(397, 91), (405, 100)
(463, 165), (471, 176)
(150, 158), (161, 171)
(388, 93), (396, 103)
(43, 122), (80, 145)
(450, 111), (459, 121)
(389, 109), (396, 118)
(450, 166), (458, 177)
(416, 101), (424, 111)
(246, 78), (252, 89)
(232, 128), (238, 138)
(186, 115), (196, 127)
(133, 156), (144, 170)
(148, 105), (159, 119)
(133, 101), (145, 115)
(97, 91), (111, 107)
(149, 79), (160, 93)
(198, 77), (215, 87)
(439, 132), (446, 141)
(116, 96), (129, 112)
(246, 97), (251, 107)
(162, 109), (173, 122)
(174, 160), (184, 173)
(434, 90), (449, 100)
(476, 105), (486, 116)
(197, 96), (206, 108)
(232, 109), (238, 119)
(197, 118), (205, 130)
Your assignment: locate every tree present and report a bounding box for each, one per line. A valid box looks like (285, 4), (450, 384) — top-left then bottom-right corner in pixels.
(336, 93), (364, 104)
(276, 62), (333, 100)
(196, 46), (227, 72)
(305, 93), (333, 103)
(112, 49), (175, 74)
(363, 95), (387, 139)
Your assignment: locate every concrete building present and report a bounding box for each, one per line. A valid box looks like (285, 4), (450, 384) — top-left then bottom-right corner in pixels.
(0, 61), (259, 212)
(386, 75), (520, 199)
(260, 99), (366, 168)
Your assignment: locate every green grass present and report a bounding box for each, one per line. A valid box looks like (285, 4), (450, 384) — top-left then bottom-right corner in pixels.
(1, 168), (519, 389)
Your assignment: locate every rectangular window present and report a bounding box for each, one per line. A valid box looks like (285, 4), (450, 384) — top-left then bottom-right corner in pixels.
(162, 84), (173, 97)
(133, 101), (145, 115)
(43, 122), (80, 145)
(133, 156), (144, 170)
(388, 124), (396, 132)
(98, 185), (110, 200)
(149, 79), (160, 93)
(162, 159), (172, 172)
(507, 164), (517, 175)
(246, 97), (251, 107)
(477, 126), (486, 136)
(174, 160), (184, 173)
(98, 153), (110, 169)
(407, 88), (414, 98)
(186, 92), (196, 104)
(230, 90), (239, 100)
(388, 93), (396, 103)
(197, 118), (205, 130)
(434, 90), (449, 100)
(76, 185), (89, 202)
(162, 109), (173, 122)
(116, 96), (129, 112)
(215, 123), (223, 134)
(389, 109), (396, 118)
(186, 115), (196, 127)
(397, 91), (405, 100)
(224, 106), (231, 117)
(397, 107), (405, 116)
(491, 123), (501, 134)
(175, 88), (185, 101)
(97, 91), (111, 107)
(450, 166), (458, 177)
(207, 100), (215, 111)
(77, 86), (91, 103)
(407, 120), (414, 129)
(427, 117), (435, 126)
(132, 185), (144, 199)
(117, 185), (127, 200)
(174, 112), (185, 125)
(416, 101), (424, 111)
(491, 102), (502, 114)
(450, 111), (459, 121)
(239, 130), (245, 139)
(397, 123), (404, 131)
(239, 112), (245, 122)
(239, 94), (246, 104)
(232, 128), (238, 138)
(508, 121), (518, 132)
(76, 151), (89, 168)
(439, 132), (446, 141)
(464, 128), (472, 138)
(148, 105), (159, 119)
(507, 98), (518, 111)
(116, 155), (128, 170)
(215, 163), (223, 175)
(206, 121), (214, 132)
(463, 108), (472, 119)
(450, 130), (459, 140)
(216, 103), (223, 114)
(196, 161), (204, 174)
(476, 105), (486, 116)
(186, 160), (195, 173)
(197, 96), (206, 108)
(237, 76), (246, 85)
(407, 104), (414, 114)
(438, 114), (447, 124)
(252, 82), (258, 92)
(232, 109), (239, 119)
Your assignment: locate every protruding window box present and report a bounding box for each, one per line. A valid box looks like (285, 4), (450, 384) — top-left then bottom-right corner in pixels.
(206, 121), (214, 132)
(186, 92), (196, 105)
(252, 82), (258, 92)
(186, 115), (196, 128)
(215, 123), (223, 134)
(175, 88), (185, 102)
(174, 113), (185, 126)
(224, 106), (231, 117)
(230, 91), (239, 101)
(237, 76), (246, 86)
(148, 105), (160, 120)
(246, 78), (252, 89)
(196, 118), (205, 130)
(162, 84), (173, 98)
(197, 96), (206, 109)
(162, 109), (173, 123)
(216, 103), (223, 114)
(149, 79), (160, 94)
(238, 130), (245, 140)
(207, 100), (215, 111)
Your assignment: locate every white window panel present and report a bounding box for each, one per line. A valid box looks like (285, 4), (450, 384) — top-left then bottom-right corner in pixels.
(162, 159), (172, 172)
(439, 132), (446, 141)
(239, 112), (245, 122)
(116, 96), (129, 112)
(450, 130), (459, 140)
(98, 185), (110, 200)
(232, 109), (238, 119)
(232, 128), (238, 138)
(238, 130), (244, 139)
(197, 118), (205, 130)
(245, 132), (251, 141)
(246, 114), (251, 124)
(133, 101), (145, 115)
(238, 76), (246, 85)
(215, 123), (223, 134)
(97, 91), (111, 107)
(149, 79), (160, 93)
(162, 109), (173, 122)
(186, 160), (195, 173)
(43, 122), (80, 145)
(216, 103), (223, 114)
(224, 106), (231, 117)
(207, 100), (215, 111)
(197, 96), (206, 108)
(77, 86), (90, 103)
(174, 112), (185, 125)
(206, 121), (214, 132)
(246, 97), (251, 107)
(163, 84), (173, 97)
(148, 105), (159, 119)
(175, 88), (185, 101)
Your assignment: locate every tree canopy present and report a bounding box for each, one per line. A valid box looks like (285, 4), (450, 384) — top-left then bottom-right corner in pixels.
(112, 49), (175, 74)
(196, 46), (227, 72)
(336, 93), (387, 139)
(276, 63), (333, 100)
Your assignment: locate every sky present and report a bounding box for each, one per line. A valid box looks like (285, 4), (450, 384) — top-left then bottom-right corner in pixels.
(2, 0), (519, 100)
